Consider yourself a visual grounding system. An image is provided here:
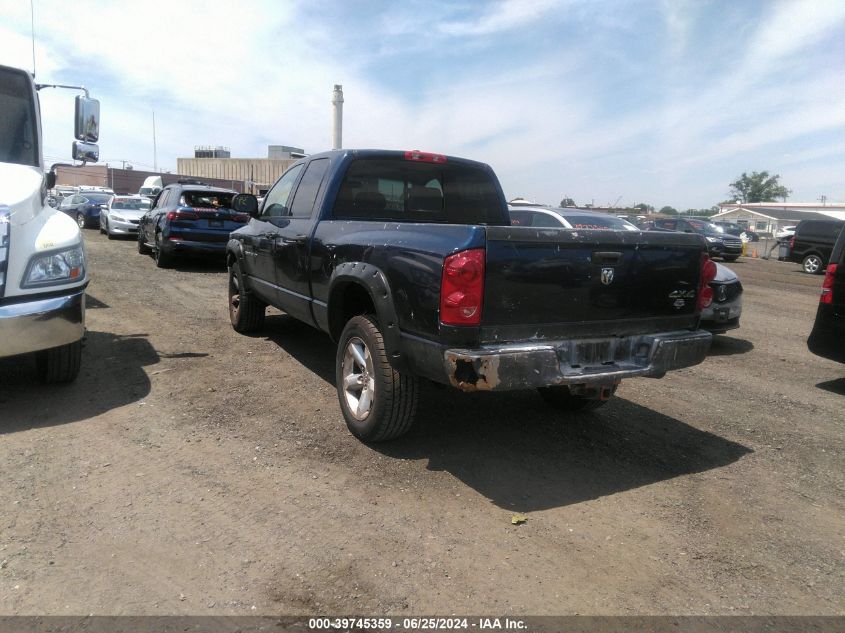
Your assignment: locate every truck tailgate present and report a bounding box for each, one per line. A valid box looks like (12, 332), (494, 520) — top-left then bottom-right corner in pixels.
(482, 227), (706, 343)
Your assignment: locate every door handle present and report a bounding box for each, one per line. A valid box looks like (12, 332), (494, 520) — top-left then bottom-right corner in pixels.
(279, 234), (308, 245)
(592, 251), (622, 265)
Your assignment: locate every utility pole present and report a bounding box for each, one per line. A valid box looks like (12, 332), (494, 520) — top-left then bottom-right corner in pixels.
(152, 110), (158, 172)
(819, 195), (827, 206)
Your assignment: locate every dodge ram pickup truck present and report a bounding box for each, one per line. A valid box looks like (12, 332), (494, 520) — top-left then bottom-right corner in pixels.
(226, 149), (715, 441)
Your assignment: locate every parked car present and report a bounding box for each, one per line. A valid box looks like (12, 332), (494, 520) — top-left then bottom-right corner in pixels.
(508, 205), (640, 231)
(787, 218), (845, 274)
(775, 225), (797, 239)
(715, 222), (759, 243)
(58, 191), (114, 229)
(807, 225), (845, 363)
(99, 195), (150, 238)
(699, 263), (743, 333)
(646, 217), (743, 261)
(226, 149), (716, 442)
(137, 180), (247, 267)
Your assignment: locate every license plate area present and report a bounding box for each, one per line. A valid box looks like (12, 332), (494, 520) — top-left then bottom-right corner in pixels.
(209, 220), (223, 228)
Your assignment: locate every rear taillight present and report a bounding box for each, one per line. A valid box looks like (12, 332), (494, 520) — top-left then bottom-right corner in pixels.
(440, 248), (485, 326)
(697, 253), (717, 311)
(789, 236), (795, 250)
(820, 263), (837, 304)
(167, 209), (198, 221)
(233, 213), (250, 223)
(405, 150), (447, 164)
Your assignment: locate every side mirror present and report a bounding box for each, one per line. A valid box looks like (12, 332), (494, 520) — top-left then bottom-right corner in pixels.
(72, 141), (99, 163)
(232, 193), (259, 218)
(74, 96), (100, 142)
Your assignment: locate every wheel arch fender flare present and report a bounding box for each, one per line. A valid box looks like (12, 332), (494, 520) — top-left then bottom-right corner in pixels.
(328, 261), (407, 373)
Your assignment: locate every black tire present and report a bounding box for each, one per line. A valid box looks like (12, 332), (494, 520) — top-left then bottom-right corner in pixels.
(76, 213), (86, 230)
(228, 260), (265, 333)
(336, 314), (418, 441)
(154, 231), (172, 268)
(537, 384), (616, 412)
(722, 255), (739, 262)
(36, 340), (82, 384)
(137, 230), (152, 254)
(803, 253), (823, 275)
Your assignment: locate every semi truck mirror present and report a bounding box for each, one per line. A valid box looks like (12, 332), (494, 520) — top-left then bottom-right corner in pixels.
(74, 96), (100, 142)
(72, 141), (99, 163)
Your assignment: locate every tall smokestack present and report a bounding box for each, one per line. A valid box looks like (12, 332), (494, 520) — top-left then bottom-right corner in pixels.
(332, 84), (344, 150)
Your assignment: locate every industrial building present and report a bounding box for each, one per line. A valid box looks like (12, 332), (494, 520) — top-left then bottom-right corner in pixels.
(176, 145), (303, 195)
(713, 202), (845, 234)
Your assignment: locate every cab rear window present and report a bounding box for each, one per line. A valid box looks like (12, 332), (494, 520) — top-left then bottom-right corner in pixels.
(332, 158), (501, 225)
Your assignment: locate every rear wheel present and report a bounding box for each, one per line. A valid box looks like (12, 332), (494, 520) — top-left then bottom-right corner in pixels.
(803, 253), (823, 274)
(537, 384), (617, 412)
(36, 340), (82, 384)
(228, 260), (265, 333)
(154, 231), (172, 268)
(137, 230), (152, 254)
(336, 315), (418, 441)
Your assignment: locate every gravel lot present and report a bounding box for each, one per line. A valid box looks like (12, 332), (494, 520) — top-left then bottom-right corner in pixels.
(0, 231), (842, 615)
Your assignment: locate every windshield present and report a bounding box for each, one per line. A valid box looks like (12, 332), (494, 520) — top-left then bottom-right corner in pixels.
(688, 219), (720, 233)
(112, 198), (148, 210)
(182, 191), (235, 208)
(563, 213), (640, 231)
(82, 193), (113, 203)
(0, 67), (39, 167)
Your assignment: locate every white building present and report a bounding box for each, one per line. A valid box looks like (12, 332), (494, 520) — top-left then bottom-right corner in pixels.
(712, 202), (845, 234)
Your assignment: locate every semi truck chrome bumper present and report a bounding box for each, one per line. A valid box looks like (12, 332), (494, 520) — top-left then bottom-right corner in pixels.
(443, 329), (712, 392)
(0, 289), (85, 357)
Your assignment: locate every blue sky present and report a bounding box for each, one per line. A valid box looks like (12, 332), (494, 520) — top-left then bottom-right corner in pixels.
(2, 0), (844, 209)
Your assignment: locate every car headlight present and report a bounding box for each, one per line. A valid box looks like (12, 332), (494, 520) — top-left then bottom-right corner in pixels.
(706, 236), (721, 243)
(22, 244), (85, 288)
(111, 214), (125, 222)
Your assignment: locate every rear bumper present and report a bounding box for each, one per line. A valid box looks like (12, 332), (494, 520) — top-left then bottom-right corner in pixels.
(442, 329), (712, 392)
(162, 238), (227, 256)
(0, 289), (85, 357)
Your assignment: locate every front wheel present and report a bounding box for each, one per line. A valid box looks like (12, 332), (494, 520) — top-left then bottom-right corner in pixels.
(537, 384), (616, 412)
(137, 230), (152, 254)
(803, 254), (823, 274)
(336, 315), (418, 441)
(36, 340), (82, 384)
(228, 260), (265, 333)
(76, 213), (86, 230)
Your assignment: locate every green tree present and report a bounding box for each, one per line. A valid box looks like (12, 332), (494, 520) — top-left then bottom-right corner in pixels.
(560, 197), (576, 207)
(729, 171), (791, 203)
(659, 206), (678, 215)
(633, 203), (654, 214)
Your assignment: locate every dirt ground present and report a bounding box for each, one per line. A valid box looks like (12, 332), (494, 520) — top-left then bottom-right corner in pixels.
(0, 231), (842, 616)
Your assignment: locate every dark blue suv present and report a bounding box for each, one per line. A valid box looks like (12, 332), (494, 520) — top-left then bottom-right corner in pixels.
(137, 180), (248, 268)
(59, 191), (114, 229)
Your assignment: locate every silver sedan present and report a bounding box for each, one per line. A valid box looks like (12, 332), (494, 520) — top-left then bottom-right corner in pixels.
(700, 262), (743, 333)
(100, 196), (150, 238)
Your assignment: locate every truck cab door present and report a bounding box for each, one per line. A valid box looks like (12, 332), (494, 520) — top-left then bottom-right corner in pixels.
(271, 157), (330, 325)
(243, 163), (303, 306)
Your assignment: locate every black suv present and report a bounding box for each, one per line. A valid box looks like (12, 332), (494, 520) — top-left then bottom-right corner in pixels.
(808, 224), (845, 363)
(647, 217), (743, 261)
(137, 180), (247, 267)
(787, 218), (845, 274)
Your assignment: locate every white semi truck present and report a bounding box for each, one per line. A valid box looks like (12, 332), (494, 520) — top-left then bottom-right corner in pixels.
(0, 63), (101, 382)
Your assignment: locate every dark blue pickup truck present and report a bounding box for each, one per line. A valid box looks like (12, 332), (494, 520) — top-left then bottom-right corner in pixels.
(226, 149), (715, 441)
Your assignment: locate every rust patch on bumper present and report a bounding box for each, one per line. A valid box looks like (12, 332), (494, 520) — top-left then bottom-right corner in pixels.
(447, 355), (501, 392)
